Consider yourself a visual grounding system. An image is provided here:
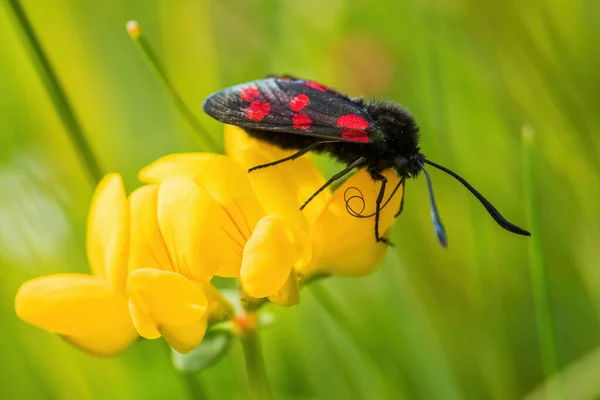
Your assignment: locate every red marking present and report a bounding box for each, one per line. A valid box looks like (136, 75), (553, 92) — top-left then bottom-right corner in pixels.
(337, 114), (370, 130)
(234, 313), (257, 333)
(303, 81), (328, 92)
(240, 86), (259, 102)
(341, 130), (369, 143)
(290, 94), (309, 111)
(292, 113), (312, 130)
(337, 114), (370, 142)
(245, 100), (271, 121)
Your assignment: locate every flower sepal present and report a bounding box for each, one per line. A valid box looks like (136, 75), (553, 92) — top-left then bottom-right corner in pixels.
(171, 327), (234, 373)
(200, 282), (236, 325)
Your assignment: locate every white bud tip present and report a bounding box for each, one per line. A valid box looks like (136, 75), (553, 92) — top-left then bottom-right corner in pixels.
(126, 20), (141, 39)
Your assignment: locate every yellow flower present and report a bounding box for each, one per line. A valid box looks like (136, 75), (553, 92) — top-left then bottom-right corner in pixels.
(139, 154), (312, 307)
(225, 125), (403, 278)
(15, 174), (137, 356)
(127, 178), (233, 353)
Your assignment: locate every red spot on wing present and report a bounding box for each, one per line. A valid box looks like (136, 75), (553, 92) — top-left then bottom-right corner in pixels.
(245, 100), (271, 121)
(303, 81), (328, 92)
(240, 86), (259, 102)
(336, 114), (370, 130)
(292, 113), (312, 130)
(337, 114), (370, 143)
(341, 130), (369, 143)
(290, 94), (309, 111)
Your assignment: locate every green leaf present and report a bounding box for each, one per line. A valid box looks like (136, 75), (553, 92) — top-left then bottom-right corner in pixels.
(171, 330), (234, 373)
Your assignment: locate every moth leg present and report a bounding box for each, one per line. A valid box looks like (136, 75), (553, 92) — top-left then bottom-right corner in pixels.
(248, 141), (324, 172)
(300, 157), (367, 211)
(394, 184), (406, 218)
(370, 170), (393, 246)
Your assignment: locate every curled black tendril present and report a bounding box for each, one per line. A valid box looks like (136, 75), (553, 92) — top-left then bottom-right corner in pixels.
(344, 186), (367, 217)
(343, 177), (405, 219)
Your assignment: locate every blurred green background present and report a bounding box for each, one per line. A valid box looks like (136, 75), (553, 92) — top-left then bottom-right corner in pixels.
(1, 0), (599, 398)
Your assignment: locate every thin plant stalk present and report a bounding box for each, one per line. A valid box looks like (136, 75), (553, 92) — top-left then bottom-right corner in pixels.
(126, 21), (220, 153)
(523, 124), (561, 399)
(4, 0), (103, 184)
(239, 325), (272, 400)
(181, 373), (209, 400)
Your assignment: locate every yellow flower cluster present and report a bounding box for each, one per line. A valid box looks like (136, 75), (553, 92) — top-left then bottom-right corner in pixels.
(15, 126), (403, 355)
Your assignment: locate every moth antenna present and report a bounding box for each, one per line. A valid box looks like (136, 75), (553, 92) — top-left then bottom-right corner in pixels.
(423, 159), (531, 236)
(344, 176), (405, 219)
(417, 162), (448, 247)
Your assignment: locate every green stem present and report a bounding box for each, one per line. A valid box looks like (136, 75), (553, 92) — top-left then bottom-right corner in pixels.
(4, 0), (103, 184)
(127, 22), (220, 153)
(181, 373), (209, 400)
(239, 329), (272, 400)
(522, 125), (561, 399)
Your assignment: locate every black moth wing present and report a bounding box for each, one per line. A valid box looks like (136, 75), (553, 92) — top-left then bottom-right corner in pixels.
(202, 78), (383, 143)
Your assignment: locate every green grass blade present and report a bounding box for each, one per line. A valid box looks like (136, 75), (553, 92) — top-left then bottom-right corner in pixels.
(126, 21), (220, 153)
(523, 125), (561, 399)
(3, 0), (103, 184)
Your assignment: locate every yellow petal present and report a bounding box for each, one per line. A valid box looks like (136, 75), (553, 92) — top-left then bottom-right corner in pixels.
(129, 296), (208, 353)
(268, 269), (300, 307)
(225, 124), (330, 227)
(63, 330), (137, 357)
(241, 216), (312, 298)
(87, 173), (129, 293)
(139, 153), (265, 277)
(139, 153), (263, 236)
(128, 185), (173, 272)
(128, 298), (161, 339)
(15, 274), (136, 355)
(156, 179), (226, 281)
(161, 319), (208, 354)
(225, 123), (292, 163)
(304, 239), (387, 278)
(127, 268), (208, 336)
(307, 169), (403, 276)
